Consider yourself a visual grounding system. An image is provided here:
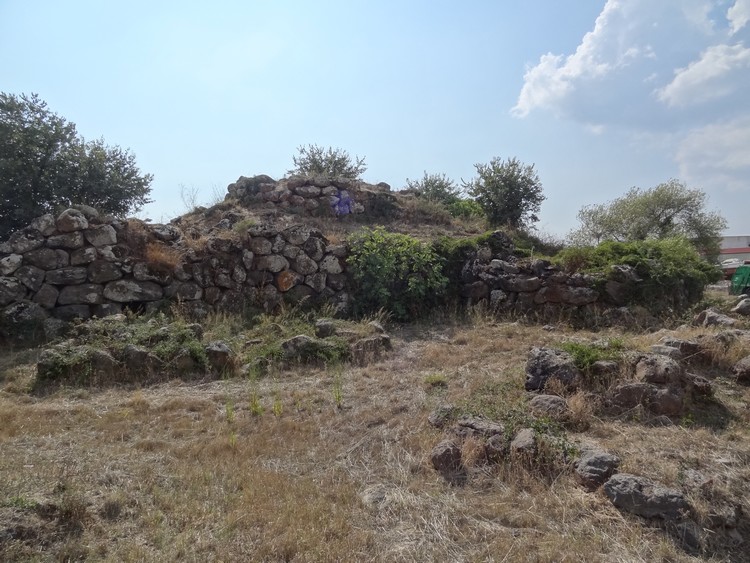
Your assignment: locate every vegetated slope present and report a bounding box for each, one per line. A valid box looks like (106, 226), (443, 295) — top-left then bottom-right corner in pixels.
(1, 295), (749, 561)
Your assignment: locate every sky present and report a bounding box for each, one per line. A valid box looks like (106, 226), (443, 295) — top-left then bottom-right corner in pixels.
(1, 0), (749, 237)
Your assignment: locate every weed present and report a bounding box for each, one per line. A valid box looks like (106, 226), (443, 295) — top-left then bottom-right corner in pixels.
(249, 391), (263, 416)
(272, 395), (283, 418)
(225, 400), (235, 424)
(423, 373), (448, 390)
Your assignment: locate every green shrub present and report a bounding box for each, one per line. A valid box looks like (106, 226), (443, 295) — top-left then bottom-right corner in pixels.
(348, 227), (448, 320)
(560, 339), (624, 374)
(447, 199), (484, 219)
(555, 237), (721, 313)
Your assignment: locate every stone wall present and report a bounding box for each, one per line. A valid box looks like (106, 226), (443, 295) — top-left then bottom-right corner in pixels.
(0, 193), (648, 341)
(226, 174), (394, 217)
(0, 205), (350, 340)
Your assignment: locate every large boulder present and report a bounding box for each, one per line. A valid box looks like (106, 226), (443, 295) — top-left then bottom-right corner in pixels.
(575, 449), (620, 490)
(603, 473), (690, 519)
(525, 347), (582, 391)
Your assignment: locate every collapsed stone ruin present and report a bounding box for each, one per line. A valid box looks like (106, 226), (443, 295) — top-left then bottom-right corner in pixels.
(0, 174), (668, 340)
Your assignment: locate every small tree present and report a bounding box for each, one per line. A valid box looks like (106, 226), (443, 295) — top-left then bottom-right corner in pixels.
(288, 144), (367, 179)
(0, 93), (152, 238)
(568, 180), (727, 259)
(405, 172), (461, 205)
(464, 157), (545, 229)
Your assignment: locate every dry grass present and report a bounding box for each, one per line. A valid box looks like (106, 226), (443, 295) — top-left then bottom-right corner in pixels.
(1, 313), (749, 561)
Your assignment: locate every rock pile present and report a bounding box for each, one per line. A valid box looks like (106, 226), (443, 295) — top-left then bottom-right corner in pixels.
(225, 174), (392, 217)
(0, 207), (350, 340)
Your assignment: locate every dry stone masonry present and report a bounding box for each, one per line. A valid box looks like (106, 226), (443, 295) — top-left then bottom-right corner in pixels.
(0, 204), (351, 340)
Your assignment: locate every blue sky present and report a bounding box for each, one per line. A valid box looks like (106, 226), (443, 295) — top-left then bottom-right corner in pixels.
(2, 1), (748, 237)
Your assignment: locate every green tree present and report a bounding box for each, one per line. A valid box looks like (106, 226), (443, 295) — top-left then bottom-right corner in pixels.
(0, 93), (152, 238)
(464, 156), (545, 228)
(568, 180), (727, 259)
(288, 144), (367, 179)
(405, 172), (461, 205)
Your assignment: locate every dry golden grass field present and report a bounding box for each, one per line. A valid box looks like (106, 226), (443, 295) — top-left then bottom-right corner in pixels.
(1, 300), (749, 562)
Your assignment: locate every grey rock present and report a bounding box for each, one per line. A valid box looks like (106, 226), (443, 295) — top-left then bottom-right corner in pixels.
(0, 247), (23, 285)
(84, 224), (117, 247)
(731, 298), (750, 316)
(9, 228), (45, 254)
(351, 334), (391, 366)
(692, 309), (736, 328)
(29, 213), (56, 236)
(498, 276), (542, 293)
(636, 354), (683, 385)
(733, 355), (750, 383)
(454, 416), (504, 437)
(649, 344), (682, 360)
(103, 280), (163, 302)
(148, 223), (181, 242)
(46, 231), (84, 250)
(430, 440), (463, 475)
(173, 281), (203, 301)
(525, 347), (582, 391)
(205, 341), (233, 372)
(56, 209), (89, 232)
(70, 247), (98, 266)
(57, 284), (104, 305)
(242, 249), (255, 270)
(87, 260), (123, 284)
(0, 254), (23, 275)
(303, 237), (326, 261)
(603, 473), (690, 519)
(327, 273), (347, 291)
(305, 272), (327, 293)
(33, 284), (59, 308)
(510, 428), (537, 457)
(610, 382), (656, 410)
(293, 253), (318, 275)
(575, 450), (620, 489)
(14, 265), (46, 292)
(45, 267), (88, 285)
(528, 394), (570, 420)
(23, 248), (65, 270)
(249, 237), (272, 255)
(319, 255), (343, 274)
(71, 204), (100, 221)
(314, 318), (337, 338)
(256, 254), (289, 273)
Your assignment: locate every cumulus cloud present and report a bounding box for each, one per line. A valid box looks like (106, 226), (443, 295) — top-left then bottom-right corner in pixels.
(513, 0), (750, 204)
(657, 43), (750, 107)
(728, 0), (750, 34)
(677, 116), (750, 192)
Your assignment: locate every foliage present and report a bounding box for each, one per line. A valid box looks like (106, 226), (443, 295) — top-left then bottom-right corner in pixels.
(0, 92), (152, 239)
(568, 179), (727, 260)
(560, 339), (624, 382)
(405, 172), (461, 206)
(464, 156), (545, 229)
(447, 198), (485, 219)
(507, 228), (565, 258)
(288, 144), (367, 179)
(556, 237), (723, 312)
(347, 227), (448, 320)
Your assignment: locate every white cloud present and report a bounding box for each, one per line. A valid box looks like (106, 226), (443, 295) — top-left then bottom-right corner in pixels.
(728, 0), (750, 34)
(513, 0), (750, 211)
(676, 116), (750, 192)
(656, 43), (750, 107)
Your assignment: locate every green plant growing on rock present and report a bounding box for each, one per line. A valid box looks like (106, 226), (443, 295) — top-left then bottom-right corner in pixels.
(348, 227), (448, 320)
(288, 144), (367, 179)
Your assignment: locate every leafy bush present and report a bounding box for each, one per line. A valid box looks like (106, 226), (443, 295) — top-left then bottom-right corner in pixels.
(447, 199), (484, 219)
(405, 172), (461, 206)
(555, 237), (722, 312)
(288, 144), (366, 179)
(347, 228), (448, 320)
